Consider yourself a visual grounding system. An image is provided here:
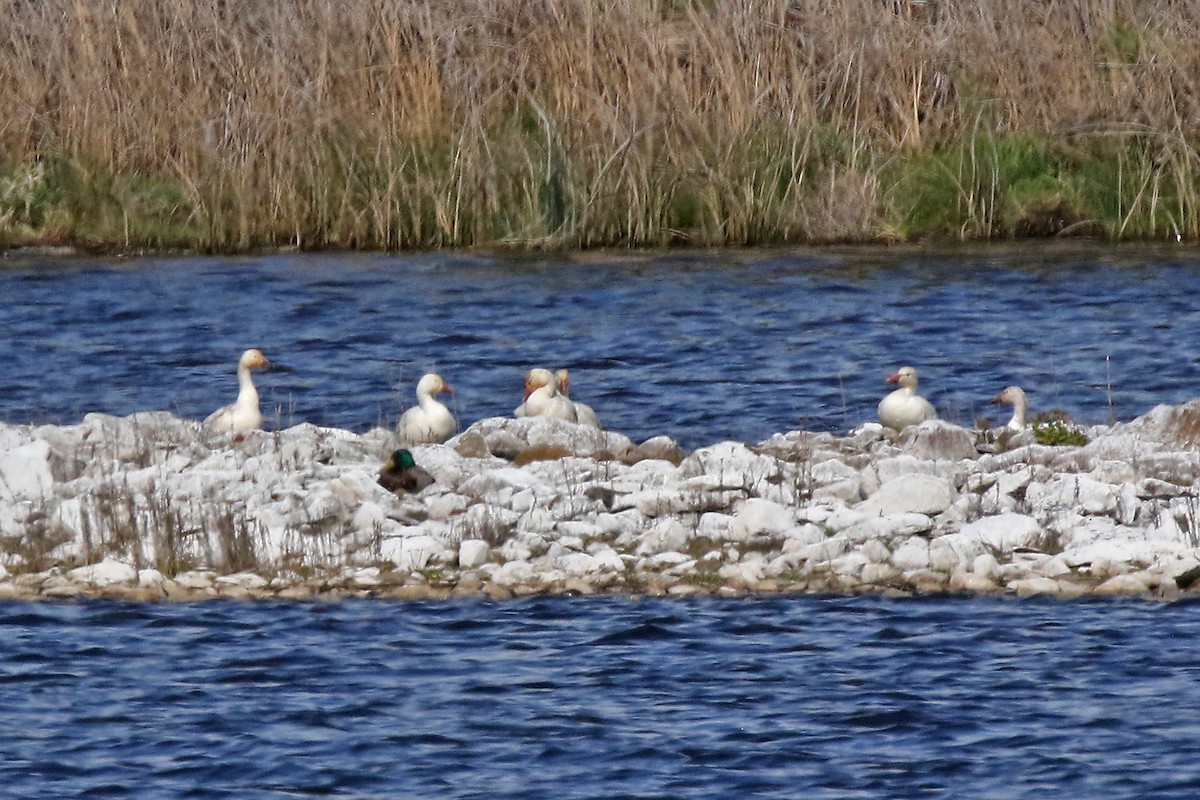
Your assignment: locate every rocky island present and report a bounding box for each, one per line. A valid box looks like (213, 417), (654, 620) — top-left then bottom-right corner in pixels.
(3, 402), (1200, 602)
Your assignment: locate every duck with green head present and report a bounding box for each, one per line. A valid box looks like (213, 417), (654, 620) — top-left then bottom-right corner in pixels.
(378, 448), (435, 495)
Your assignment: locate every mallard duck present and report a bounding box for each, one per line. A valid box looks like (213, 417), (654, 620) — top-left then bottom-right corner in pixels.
(556, 368), (600, 429)
(378, 448), (435, 494)
(205, 348), (270, 432)
(878, 365), (937, 430)
(514, 367), (577, 422)
(992, 385), (1029, 431)
(396, 372), (457, 444)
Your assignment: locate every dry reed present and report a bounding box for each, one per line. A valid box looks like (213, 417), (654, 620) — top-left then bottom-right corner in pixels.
(2, 0), (1199, 250)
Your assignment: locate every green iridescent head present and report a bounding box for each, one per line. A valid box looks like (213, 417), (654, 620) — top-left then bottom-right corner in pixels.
(389, 449), (417, 471)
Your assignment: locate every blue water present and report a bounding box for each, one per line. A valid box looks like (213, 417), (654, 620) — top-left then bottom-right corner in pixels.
(2, 595), (1198, 799)
(3, 243), (1200, 447)
(5, 246), (1200, 796)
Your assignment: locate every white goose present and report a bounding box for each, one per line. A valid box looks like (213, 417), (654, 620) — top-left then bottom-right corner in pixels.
(205, 348), (270, 432)
(396, 372), (457, 444)
(992, 385), (1028, 431)
(556, 368), (601, 429)
(515, 367), (577, 422)
(877, 365), (937, 430)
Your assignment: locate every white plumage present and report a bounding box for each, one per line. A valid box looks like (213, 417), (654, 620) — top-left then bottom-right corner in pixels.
(877, 366), (937, 430)
(205, 349), (270, 432)
(396, 372), (457, 444)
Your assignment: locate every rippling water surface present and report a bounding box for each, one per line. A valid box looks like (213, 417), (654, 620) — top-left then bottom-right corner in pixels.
(3, 243), (1200, 446)
(5, 246), (1200, 796)
(2, 596), (1199, 799)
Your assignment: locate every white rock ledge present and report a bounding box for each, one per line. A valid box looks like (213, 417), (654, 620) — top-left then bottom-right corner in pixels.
(5, 405), (1200, 602)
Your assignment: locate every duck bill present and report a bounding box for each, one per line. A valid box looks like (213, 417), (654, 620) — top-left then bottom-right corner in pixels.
(885, 373), (900, 384)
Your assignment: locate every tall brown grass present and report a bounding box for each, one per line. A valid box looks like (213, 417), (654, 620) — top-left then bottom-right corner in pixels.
(2, 0), (1199, 250)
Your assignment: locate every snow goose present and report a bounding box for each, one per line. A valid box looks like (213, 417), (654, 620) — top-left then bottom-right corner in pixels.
(205, 348), (270, 432)
(992, 385), (1028, 431)
(556, 368), (601, 429)
(515, 367), (577, 422)
(877, 365), (937, 430)
(396, 372), (457, 444)
(378, 448), (435, 495)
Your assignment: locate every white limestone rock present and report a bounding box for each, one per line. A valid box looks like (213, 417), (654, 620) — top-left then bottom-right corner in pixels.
(728, 498), (796, 542)
(174, 570), (216, 590)
(813, 478), (863, 504)
(955, 513), (1044, 554)
(460, 542), (494, 573)
(489, 560), (540, 586)
(453, 416), (636, 460)
(811, 460), (863, 503)
(68, 557), (137, 586)
(607, 458), (679, 494)
(622, 489), (742, 517)
(797, 536), (851, 563)
(860, 455), (942, 496)
(216, 572), (270, 590)
(972, 552), (1002, 579)
(696, 512), (735, 540)
(138, 568), (164, 587)
(896, 420), (979, 461)
(860, 538), (892, 564)
(839, 513), (933, 544)
(949, 570), (998, 593)
(1094, 573), (1150, 596)
(1008, 577), (1063, 597)
(828, 552), (869, 580)
(782, 524), (827, 546)
(811, 458), (859, 485)
(861, 562), (901, 584)
(1025, 475), (1120, 516)
(890, 537), (931, 571)
(450, 504), (521, 543)
(382, 533), (446, 571)
(928, 533), (988, 572)
(0, 439), (53, 501)
(636, 519), (691, 556)
(426, 493), (472, 520)
(858, 473), (955, 518)
(1091, 459), (1138, 485)
(13, 400), (1200, 599)
(554, 549), (624, 576)
(352, 501), (387, 534)
(639, 551), (694, 573)
(678, 441), (793, 498)
(818, 504), (871, 533)
(938, 494), (983, 527)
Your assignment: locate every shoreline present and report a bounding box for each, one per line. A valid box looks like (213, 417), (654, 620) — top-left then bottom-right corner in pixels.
(4, 403), (1200, 604)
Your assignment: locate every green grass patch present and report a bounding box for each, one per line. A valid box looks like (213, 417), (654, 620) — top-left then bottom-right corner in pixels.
(885, 135), (1086, 239)
(0, 158), (205, 251)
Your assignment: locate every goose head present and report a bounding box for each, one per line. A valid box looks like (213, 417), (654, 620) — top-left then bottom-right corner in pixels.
(239, 348), (270, 370)
(523, 367), (557, 400)
(886, 366), (920, 390)
(991, 385), (1026, 406)
(417, 372), (453, 398)
(991, 385), (1028, 429)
